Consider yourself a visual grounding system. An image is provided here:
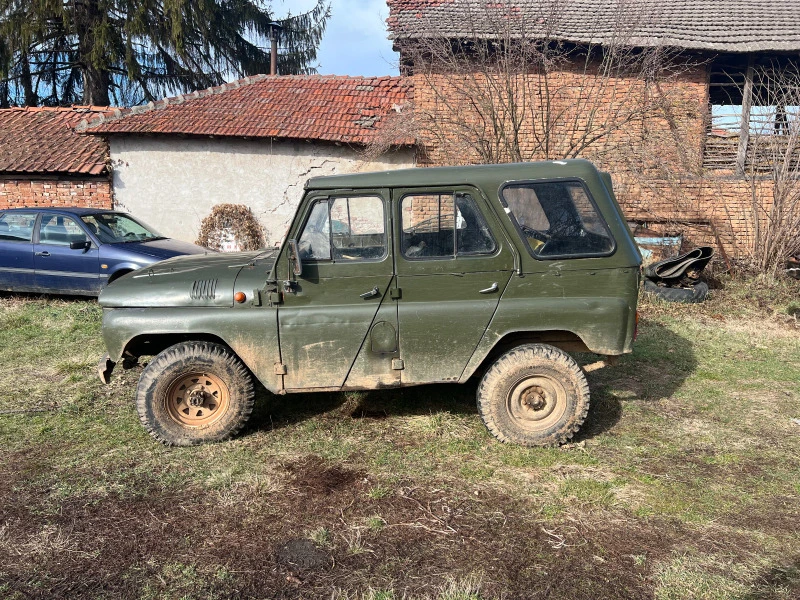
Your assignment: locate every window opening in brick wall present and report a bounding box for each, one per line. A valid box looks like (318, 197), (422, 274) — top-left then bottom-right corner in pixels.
(705, 55), (800, 173)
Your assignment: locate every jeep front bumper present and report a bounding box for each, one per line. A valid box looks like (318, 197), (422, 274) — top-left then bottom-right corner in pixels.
(98, 354), (115, 384)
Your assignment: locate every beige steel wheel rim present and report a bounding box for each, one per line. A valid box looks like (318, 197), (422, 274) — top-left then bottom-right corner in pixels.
(166, 372), (230, 427)
(506, 374), (568, 432)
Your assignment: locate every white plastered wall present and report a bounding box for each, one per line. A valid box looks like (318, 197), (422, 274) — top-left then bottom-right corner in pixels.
(109, 136), (415, 246)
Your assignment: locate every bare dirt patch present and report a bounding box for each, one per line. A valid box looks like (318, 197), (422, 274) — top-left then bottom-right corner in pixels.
(283, 454), (365, 497)
(5, 450), (790, 599)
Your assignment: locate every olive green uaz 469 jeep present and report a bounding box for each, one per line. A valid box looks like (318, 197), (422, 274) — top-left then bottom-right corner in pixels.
(98, 159), (641, 447)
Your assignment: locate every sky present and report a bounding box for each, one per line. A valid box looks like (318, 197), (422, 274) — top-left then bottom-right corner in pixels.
(290, 0), (400, 77)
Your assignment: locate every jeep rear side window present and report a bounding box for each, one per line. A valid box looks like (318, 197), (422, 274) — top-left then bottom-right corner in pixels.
(401, 192), (496, 259)
(298, 196), (386, 261)
(501, 181), (615, 258)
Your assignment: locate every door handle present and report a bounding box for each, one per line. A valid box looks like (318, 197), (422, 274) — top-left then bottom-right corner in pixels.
(36, 251), (50, 257)
(360, 286), (380, 299)
(479, 282), (498, 294)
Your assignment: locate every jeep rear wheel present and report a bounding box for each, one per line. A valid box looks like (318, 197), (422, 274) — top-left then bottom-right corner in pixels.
(136, 342), (254, 446)
(477, 344), (589, 446)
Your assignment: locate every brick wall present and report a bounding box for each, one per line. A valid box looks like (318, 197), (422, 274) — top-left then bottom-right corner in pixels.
(410, 59), (769, 258)
(0, 176), (113, 210)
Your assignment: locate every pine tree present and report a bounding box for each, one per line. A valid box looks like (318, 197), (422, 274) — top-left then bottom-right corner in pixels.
(0, 0), (331, 107)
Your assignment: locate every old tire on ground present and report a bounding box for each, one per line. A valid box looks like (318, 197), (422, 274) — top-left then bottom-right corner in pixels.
(136, 342), (254, 446)
(643, 279), (709, 303)
(477, 344), (590, 447)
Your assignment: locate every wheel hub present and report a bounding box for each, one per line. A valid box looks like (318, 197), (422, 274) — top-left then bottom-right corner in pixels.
(521, 386), (547, 411)
(188, 390), (205, 407)
(165, 372), (230, 428)
(506, 375), (568, 431)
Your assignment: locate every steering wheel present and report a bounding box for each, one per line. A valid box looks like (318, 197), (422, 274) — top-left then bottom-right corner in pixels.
(124, 232), (138, 239)
(520, 224), (550, 243)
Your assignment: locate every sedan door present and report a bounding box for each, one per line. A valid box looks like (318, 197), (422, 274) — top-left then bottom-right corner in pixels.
(33, 214), (101, 295)
(0, 211), (37, 291)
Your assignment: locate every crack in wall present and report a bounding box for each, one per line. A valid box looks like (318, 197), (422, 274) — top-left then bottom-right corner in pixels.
(270, 158), (337, 215)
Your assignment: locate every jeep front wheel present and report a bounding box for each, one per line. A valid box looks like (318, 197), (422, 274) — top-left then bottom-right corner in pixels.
(477, 344), (589, 446)
(136, 342), (254, 446)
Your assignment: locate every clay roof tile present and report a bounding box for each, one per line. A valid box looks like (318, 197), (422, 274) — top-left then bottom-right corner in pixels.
(0, 107), (110, 175)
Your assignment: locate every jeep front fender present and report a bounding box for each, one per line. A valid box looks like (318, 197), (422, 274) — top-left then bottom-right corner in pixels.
(101, 307), (282, 393)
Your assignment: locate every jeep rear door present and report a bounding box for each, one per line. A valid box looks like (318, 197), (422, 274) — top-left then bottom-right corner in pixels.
(393, 187), (514, 384)
(277, 191), (397, 390)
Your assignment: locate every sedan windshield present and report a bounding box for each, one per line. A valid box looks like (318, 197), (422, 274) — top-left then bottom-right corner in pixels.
(81, 213), (163, 244)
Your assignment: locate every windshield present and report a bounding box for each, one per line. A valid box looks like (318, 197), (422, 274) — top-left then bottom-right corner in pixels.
(81, 213), (162, 244)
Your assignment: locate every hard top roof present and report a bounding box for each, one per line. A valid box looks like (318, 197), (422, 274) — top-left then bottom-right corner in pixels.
(0, 207), (122, 216)
(305, 159), (600, 191)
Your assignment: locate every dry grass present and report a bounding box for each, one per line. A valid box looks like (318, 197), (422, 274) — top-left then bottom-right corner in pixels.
(1, 280), (799, 599)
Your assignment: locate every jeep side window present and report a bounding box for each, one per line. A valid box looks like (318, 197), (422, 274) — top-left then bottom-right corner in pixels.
(298, 195), (386, 262)
(330, 196), (386, 260)
(456, 194), (496, 255)
(501, 181), (615, 258)
(298, 201), (331, 260)
(401, 192), (496, 259)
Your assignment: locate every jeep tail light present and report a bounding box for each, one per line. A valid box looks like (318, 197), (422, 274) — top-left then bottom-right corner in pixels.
(633, 310), (639, 341)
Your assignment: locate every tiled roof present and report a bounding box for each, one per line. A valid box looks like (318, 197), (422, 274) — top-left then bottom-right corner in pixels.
(80, 75), (414, 146)
(0, 107), (109, 175)
(387, 0), (800, 53)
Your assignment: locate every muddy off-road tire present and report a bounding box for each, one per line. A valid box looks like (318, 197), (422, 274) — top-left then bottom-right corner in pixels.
(477, 344), (590, 447)
(136, 342), (254, 446)
(643, 279), (709, 303)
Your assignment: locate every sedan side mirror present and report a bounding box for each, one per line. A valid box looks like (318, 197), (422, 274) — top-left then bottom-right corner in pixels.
(69, 239), (91, 250)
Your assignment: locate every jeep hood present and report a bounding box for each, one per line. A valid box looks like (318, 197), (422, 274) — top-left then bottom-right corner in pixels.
(98, 250), (277, 308)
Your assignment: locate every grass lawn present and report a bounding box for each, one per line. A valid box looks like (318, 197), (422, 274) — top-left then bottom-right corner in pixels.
(1, 279), (799, 599)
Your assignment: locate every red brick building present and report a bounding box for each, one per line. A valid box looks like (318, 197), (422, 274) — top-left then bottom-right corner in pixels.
(387, 0), (800, 261)
(0, 107), (112, 211)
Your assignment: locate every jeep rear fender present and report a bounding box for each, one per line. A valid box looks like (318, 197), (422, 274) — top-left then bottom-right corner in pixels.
(459, 296), (636, 383)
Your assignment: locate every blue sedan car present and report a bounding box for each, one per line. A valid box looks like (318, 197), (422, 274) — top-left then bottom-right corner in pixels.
(0, 208), (209, 296)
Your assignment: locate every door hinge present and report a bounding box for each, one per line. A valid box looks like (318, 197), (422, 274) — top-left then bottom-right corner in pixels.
(268, 291), (282, 305)
(274, 363), (287, 375)
(390, 287), (402, 300)
(391, 358), (404, 370)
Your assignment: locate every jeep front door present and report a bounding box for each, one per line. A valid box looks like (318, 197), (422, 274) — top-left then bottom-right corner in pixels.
(394, 188), (514, 384)
(278, 192), (396, 390)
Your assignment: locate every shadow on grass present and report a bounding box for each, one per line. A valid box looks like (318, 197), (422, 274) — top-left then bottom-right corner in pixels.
(247, 380), (479, 435)
(576, 318), (697, 441)
(248, 317), (698, 443)
(744, 554), (800, 600)
(0, 290), (97, 303)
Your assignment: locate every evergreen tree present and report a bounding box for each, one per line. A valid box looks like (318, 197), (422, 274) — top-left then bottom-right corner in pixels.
(0, 0), (330, 107)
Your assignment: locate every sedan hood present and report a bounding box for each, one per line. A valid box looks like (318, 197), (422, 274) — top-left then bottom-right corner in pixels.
(112, 237), (209, 259)
(99, 250), (273, 308)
